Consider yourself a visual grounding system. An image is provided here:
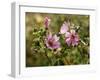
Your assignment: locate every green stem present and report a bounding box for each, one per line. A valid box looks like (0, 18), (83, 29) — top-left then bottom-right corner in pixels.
(44, 50), (52, 65)
(64, 57), (70, 65)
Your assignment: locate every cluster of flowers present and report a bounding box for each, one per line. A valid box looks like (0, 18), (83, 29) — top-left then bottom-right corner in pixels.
(44, 17), (79, 50)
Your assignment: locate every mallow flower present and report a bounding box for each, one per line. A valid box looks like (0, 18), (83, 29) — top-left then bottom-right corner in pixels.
(60, 21), (69, 34)
(45, 33), (60, 49)
(44, 17), (51, 29)
(65, 30), (79, 46)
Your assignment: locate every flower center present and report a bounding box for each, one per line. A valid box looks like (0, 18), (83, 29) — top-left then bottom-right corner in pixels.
(71, 34), (75, 40)
(48, 39), (54, 46)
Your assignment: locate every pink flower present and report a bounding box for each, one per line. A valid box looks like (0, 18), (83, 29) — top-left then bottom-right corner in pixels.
(45, 33), (60, 49)
(60, 21), (69, 34)
(65, 30), (79, 46)
(44, 17), (51, 29)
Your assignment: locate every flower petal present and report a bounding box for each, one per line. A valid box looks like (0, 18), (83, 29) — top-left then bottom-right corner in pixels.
(72, 40), (78, 46)
(65, 32), (71, 38)
(53, 35), (59, 41)
(74, 35), (79, 41)
(60, 22), (69, 34)
(66, 38), (71, 46)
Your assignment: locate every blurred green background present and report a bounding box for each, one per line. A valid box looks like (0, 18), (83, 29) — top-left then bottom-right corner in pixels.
(26, 12), (90, 67)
